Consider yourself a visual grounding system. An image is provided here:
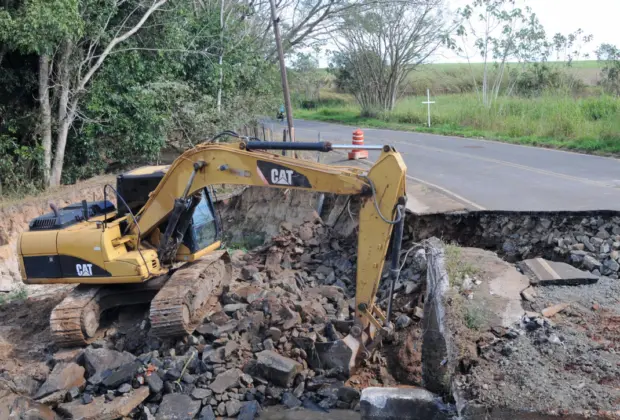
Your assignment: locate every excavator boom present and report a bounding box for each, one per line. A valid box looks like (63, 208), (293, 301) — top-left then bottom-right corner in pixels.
(129, 141), (407, 334)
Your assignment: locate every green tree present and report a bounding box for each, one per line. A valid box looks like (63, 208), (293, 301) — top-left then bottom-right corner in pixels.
(597, 43), (620, 95)
(331, 0), (449, 112)
(1, 0), (168, 187)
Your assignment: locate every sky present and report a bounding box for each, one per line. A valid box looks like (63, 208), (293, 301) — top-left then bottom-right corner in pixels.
(314, 0), (620, 66)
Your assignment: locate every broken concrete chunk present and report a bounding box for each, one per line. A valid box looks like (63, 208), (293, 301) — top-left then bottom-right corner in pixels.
(0, 393), (57, 420)
(253, 350), (302, 387)
(57, 386), (149, 420)
(34, 362), (85, 400)
(155, 393), (201, 420)
(202, 346), (226, 364)
(267, 327), (282, 341)
(360, 387), (454, 420)
(518, 258), (598, 286)
(101, 361), (142, 389)
(413, 307), (424, 320)
(84, 347), (136, 384)
(338, 386), (360, 403)
(226, 399), (242, 416)
(395, 314), (412, 330)
(191, 387), (213, 400)
(520, 286), (537, 302)
(241, 265), (259, 280)
(541, 303), (570, 318)
(238, 400), (262, 420)
(145, 372), (163, 394)
(281, 391), (302, 408)
(223, 303), (248, 313)
(208, 368), (243, 394)
(314, 339), (353, 376)
(583, 255), (602, 271)
(198, 405), (216, 420)
(224, 340), (238, 358)
(53, 348), (84, 364)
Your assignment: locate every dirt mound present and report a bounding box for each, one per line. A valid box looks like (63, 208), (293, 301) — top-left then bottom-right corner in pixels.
(446, 247), (620, 415)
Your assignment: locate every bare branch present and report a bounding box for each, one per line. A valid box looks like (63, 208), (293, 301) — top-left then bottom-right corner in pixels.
(77, 0), (168, 93)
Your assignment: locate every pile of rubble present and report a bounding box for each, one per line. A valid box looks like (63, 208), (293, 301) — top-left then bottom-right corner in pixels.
(1, 218), (428, 419)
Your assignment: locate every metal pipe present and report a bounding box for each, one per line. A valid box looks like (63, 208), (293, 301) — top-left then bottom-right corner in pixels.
(245, 141), (386, 152)
(316, 135), (325, 215)
(330, 144), (385, 150)
(386, 204), (406, 326)
(246, 141), (332, 152)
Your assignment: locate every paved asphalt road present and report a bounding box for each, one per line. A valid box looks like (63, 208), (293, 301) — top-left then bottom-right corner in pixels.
(266, 119), (620, 211)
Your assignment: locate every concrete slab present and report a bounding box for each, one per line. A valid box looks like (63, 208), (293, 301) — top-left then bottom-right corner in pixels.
(488, 266), (530, 327)
(360, 387), (454, 420)
(518, 258), (599, 286)
(459, 248), (530, 329)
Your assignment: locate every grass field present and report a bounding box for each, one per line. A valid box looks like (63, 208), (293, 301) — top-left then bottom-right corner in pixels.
(296, 92), (620, 154)
(312, 61), (603, 96)
(296, 61), (619, 154)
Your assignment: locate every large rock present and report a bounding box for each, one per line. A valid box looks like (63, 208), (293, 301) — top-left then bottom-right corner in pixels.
(198, 405), (216, 420)
(57, 386), (149, 420)
(226, 399), (242, 417)
(145, 372), (164, 394)
(5, 373), (42, 397)
(360, 387), (454, 420)
(583, 255), (602, 271)
(156, 394), (202, 420)
(281, 391), (301, 408)
(101, 361), (142, 389)
(0, 387), (56, 420)
(35, 362), (85, 400)
(83, 348), (136, 384)
(253, 350), (302, 387)
(208, 368), (243, 394)
(518, 258), (598, 286)
(314, 339), (354, 376)
(237, 400), (261, 420)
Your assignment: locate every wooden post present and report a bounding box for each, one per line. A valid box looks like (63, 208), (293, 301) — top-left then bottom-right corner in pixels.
(269, 0), (295, 142)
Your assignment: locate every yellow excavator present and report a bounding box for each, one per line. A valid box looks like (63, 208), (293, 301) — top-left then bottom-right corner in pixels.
(17, 134), (407, 369)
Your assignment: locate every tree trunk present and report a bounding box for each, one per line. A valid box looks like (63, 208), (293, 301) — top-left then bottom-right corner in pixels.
(216, 0), (224, 113)
(38, 54), (53, 186)
(50, 104), (76, 187)
(217, 53), (223, 113)
(49, 41), (74, 187)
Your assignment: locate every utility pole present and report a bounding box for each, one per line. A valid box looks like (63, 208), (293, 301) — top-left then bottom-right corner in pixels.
(269, 0), (295, 142)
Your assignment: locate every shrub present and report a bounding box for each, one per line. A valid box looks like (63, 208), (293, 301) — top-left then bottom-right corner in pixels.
(580, 96), (619, 121)
(0, 135), (43, 196)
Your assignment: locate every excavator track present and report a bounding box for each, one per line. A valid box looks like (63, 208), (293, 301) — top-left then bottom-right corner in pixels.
(149, 251), (231, 338)
(50, 278), (169, 347)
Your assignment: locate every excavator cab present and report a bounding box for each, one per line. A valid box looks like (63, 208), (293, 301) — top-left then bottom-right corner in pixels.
(116, 165), (221, 262)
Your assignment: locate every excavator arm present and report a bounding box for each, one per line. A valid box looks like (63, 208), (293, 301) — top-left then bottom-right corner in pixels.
(130, 140), (407, 343)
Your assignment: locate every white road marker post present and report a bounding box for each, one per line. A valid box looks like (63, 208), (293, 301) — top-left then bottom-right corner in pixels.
(422, 89), (435, 128)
